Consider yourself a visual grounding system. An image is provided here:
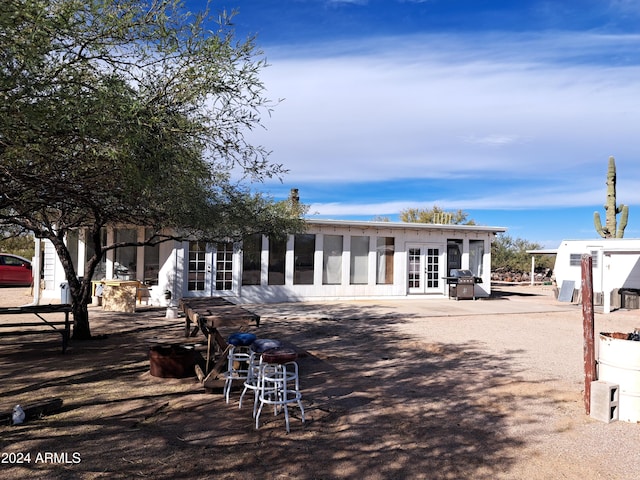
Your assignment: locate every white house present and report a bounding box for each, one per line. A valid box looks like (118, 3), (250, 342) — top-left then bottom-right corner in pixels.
(39, 219), (506, 305)
(553, 238), (640, 313)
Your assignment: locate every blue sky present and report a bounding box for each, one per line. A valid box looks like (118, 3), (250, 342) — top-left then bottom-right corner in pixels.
(198, 1), (640, 248)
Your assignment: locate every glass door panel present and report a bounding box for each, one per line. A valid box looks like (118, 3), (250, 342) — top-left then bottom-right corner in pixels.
(425, 248), (440, 289)
(408, 248), (422, 291)
(215, 242), (234, 292)
(187, 240), (210, 294)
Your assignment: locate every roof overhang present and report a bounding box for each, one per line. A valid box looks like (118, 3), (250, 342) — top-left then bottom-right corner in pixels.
(526, 249), (558, 255)
(601, 248), (640, 254)
(304, 218), (507, 235)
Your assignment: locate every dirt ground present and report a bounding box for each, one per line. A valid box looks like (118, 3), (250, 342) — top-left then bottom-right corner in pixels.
(1, 285), (640, 479)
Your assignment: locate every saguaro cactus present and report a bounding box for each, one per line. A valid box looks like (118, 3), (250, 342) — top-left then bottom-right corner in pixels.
(433, 212), (453, 224)
(594, 156), (629, 238)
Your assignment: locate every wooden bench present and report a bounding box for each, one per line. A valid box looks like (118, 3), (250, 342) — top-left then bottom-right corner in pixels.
(0, 305), (72, 353)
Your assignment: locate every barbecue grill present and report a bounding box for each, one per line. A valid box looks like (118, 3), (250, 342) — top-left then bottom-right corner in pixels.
(443, 269), (482, 300)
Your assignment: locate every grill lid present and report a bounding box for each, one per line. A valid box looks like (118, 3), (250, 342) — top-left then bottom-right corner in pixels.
(451, 269), (474, 277)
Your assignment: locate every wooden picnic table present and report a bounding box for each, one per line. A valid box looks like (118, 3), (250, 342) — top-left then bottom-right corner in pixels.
(0, 304), (73, 353)
(179, 297), (260, 387)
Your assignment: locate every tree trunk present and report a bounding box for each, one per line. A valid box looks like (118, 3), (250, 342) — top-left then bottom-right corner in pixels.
(70, 273), (96, 340)
(49, 234), (95, 340)
(72, 300), (92, 340)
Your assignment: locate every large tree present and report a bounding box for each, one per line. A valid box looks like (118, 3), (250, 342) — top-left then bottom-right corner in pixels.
(0, 0), (304, 339)
(491, 234), (553, 273)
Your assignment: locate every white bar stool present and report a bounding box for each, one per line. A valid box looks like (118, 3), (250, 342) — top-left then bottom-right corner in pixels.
(255, 347), (305, 433)
(222, 332), (257, 403)
(239, 339), (284, 413)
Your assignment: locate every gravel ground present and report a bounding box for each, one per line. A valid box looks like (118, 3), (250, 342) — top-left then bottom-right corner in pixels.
(246, 287), (640, 479)
(1, 285), (639, 479)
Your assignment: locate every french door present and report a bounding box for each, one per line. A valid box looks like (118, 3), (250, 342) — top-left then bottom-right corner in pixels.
(186, 241), (235, 296)
(407, 244), (444, 294)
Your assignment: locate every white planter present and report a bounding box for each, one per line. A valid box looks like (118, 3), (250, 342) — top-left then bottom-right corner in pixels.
(598, 333), (640, 423)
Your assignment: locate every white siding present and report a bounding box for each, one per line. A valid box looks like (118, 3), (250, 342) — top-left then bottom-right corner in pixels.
(40, 221), (504, 304)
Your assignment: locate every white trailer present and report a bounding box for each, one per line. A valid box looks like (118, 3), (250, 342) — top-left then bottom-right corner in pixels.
(553, 238), (640, 313)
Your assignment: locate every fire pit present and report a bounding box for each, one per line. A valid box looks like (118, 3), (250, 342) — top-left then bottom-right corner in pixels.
(443, 269), (482, 300)
(149, 344), (196, 379)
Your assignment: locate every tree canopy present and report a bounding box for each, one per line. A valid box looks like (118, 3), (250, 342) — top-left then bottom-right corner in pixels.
(491, 234), (554, 273)
(0, 232), (34, 259)
(399, 206), (475, 225)
(0, 0), (304, 338)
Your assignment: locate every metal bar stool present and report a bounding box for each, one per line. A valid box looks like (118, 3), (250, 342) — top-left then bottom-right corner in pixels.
(222, 332), (257, 403)
(255, 347), (305, 433)
(239, 338), (283, 414)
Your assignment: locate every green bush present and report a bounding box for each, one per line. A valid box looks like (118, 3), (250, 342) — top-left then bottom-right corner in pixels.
(491, 233), (554, 273)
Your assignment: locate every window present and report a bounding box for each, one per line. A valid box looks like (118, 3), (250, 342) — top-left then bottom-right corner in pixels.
(294, 234), (315, 285)
(469, 240), (484, 277)
(242, 234), (262, 286)
(215, 242), (234, 290)
(570, 252), (598, 268)
(376, 237), (394, 284)
(67, 230), (79, 274)
(447, 240), (462, 276)
(268, 236), (287, 285)
(143, 228), (159, 285)
(84, 228), (107, 280)
(350, 236), (369, 284)
(114, 228), (138, 280)
(323, 235), (343, 284)
(2, 255), (25, 266)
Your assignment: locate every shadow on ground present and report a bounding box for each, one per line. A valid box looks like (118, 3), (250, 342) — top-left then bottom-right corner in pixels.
(490, 284), (554, 298)
(0, 303), (559, 479)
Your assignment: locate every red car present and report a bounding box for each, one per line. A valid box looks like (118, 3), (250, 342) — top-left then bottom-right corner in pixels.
(0, 254), (33, 286)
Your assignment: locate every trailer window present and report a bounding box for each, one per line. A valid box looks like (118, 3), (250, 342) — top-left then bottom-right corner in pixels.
(569, 252), (598, 268)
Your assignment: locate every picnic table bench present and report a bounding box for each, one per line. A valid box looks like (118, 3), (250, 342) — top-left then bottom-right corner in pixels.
(0, 304), (73, 353)
(179, 297), (260, 387)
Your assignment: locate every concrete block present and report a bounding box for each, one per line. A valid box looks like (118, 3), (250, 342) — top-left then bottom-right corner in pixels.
(590, 380), (619, 423)
(593, 291), (603, 306)
(610, 288), (621, 309)
(621, 290), (640, 309)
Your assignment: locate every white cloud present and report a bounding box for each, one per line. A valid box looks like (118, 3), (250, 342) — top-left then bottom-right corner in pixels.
(305, 174), (640, 218)
(610, 0), (640, 15)
(462, 134), (524, 147)
(247, 31), (640, 222)
(326, 0), (369, 5)
(310, 187), (599, 216)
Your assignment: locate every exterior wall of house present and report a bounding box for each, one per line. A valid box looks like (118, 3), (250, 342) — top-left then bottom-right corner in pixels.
(42, 241), (62, 294)
(40, 220), (504, 304)
(230, 221), (498, 303)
